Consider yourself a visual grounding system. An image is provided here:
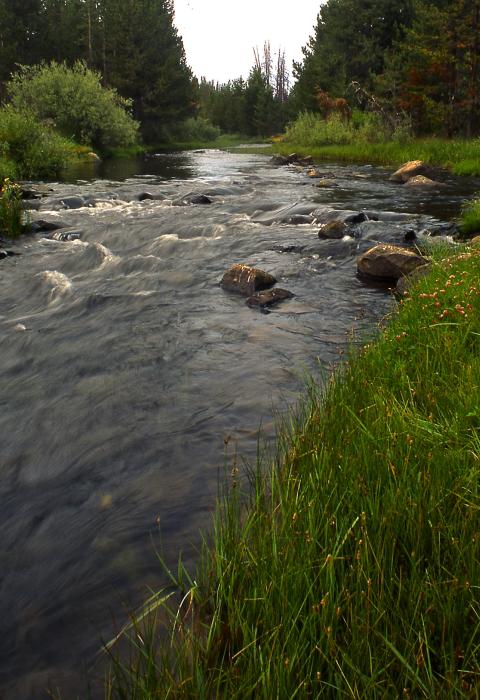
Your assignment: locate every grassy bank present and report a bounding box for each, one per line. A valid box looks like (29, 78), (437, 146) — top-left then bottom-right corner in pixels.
(273, 138), (480, 177)
(268, 112), (480, 177)
(106, 244), (480, 697)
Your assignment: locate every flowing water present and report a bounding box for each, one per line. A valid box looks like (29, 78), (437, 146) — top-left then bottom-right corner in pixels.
(0, 149), (477, 698)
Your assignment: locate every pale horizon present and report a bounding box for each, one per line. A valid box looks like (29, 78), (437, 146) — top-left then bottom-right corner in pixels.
(173, 0), (322, 84)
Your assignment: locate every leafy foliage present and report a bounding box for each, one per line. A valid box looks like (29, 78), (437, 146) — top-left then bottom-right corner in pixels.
(8, 62), (139, 152)
(0, 104), (76, 178)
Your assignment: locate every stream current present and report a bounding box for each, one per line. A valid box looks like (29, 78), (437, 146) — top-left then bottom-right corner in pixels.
(0, 149), (478, 698)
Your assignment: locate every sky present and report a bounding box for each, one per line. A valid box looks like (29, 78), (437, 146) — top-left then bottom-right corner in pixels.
(173, 0), (321, 84)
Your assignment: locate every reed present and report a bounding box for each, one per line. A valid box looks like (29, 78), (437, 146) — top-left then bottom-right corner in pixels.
(105, 243), (480, 698)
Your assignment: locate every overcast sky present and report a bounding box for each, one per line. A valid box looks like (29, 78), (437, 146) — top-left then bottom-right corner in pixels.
(173, 0), (321, 84)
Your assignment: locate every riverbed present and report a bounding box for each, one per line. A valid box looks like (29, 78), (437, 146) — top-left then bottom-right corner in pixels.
(0, 149), (477, 698)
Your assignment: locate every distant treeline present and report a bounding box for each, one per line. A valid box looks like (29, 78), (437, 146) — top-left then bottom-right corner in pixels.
(0, 0), (478, 141)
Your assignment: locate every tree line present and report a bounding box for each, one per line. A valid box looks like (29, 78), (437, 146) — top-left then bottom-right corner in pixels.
(291, 0), (480, 137)
(0, 0), (478, 142)
(0, 0), (195, 142)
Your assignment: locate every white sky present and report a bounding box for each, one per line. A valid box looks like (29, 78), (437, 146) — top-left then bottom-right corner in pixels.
(173, 0), (322, 84)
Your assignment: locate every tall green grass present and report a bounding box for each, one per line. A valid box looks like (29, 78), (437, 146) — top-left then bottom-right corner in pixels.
(105, 245), (480, 698)
(460, 198), (480, 237)
(276, 112), (480, 176)
(0, 177), (24, 237)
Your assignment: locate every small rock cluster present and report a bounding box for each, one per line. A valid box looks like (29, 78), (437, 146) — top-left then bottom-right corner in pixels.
(220, 264), (293, 313)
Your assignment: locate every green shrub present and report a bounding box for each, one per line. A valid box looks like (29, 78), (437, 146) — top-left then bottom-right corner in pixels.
(8, 61), (139, 152)
(0, 105), (76, 178)
(179, 117), (221, 142)
(0, 178), (24, 237)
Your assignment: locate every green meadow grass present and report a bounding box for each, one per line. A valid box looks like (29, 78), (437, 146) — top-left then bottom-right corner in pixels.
(105, 244), (480, 698)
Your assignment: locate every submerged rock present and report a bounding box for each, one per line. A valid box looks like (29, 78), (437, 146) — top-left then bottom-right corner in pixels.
(246, 288), (294, 312)
(220, 264), (277, 296)
(315, 178), (338, 188)
(357, 244), (428, 282)
(0, 249), (20, 260)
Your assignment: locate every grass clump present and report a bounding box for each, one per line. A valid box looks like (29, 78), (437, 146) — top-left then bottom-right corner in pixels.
(0, 178), (24, 237)
(105, 245), (480, 698)
(275, 113), (480, 176)
(460, 197), (480, 237)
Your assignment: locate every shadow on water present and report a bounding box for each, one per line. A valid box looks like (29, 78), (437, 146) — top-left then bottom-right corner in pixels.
(0, 149), (477, 698)
(63, 150), (199, 183)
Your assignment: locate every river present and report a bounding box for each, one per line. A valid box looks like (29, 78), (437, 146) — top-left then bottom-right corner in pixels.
(0, 149), (477, 698)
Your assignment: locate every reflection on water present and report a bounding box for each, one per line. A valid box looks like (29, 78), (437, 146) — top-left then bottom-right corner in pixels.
(63, 150), (200, 183)
(0, 149), (477, 698)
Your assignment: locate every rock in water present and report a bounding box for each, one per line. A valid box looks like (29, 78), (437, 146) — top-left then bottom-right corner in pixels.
(405, 175), (444, 188)
(318, 221), (349, 239)
(357, 244), (428, 282)
(246, 288), (294, 312)
(389, 160), (438, 183)
(220, 264), (277, 296)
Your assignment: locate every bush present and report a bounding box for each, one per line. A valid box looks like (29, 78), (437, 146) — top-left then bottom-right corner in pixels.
(8, 61), (139, 152)
(0, 178), (24, 237)
(0, 105), (76, 178)
(284, 110), (413, 148)
(179, 117), (221, 142)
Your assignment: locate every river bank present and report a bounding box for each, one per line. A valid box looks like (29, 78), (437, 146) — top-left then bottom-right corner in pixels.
(106, 238), (480, 699)
(101, 156), (480, 698)
(0, 149), (478, 698)
(270, 136), (480, 177)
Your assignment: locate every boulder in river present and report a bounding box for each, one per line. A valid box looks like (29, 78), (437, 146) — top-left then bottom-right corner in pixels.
(220, 264), (277, 296)
(357, 244), (428, 282)
(389, 160), (439, 183)
(318, 220), (350, 239)
(405, 175), (444, 188)
(246, 288), (294, 312)
(315, 178), (338, 188)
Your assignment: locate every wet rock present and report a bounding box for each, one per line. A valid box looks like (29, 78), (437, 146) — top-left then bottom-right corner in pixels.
(307, 167), (323, 178)
(246, 288), (294, 312)
(405, 175), (444, 188)
(285, 214), (315, 225)
(27, 219), (67, 234)
(50, 229), (82, 241)
(298, 155), (314, 166)
(315, 178), (338, 188)
(420, 221), (460, 238)
(271, 244), (306, 254)
(0, 249), (19, 259)
(137, 191), (165, 202)
(270, 155), (290, 166)
(318, 221), (350, 239)
(220, 264), (277, 296)
(357, 244), (428, 282)
(21, 199), (42, 211)
(19, 184), (53, 199)
(395, 265), (431, 297)
(190, 194), (213, 204)
(404, 228), (417, 242)
(59, 195), (86, 209)
(389, 160), (439, 183)
(314, 209), (369, 226)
